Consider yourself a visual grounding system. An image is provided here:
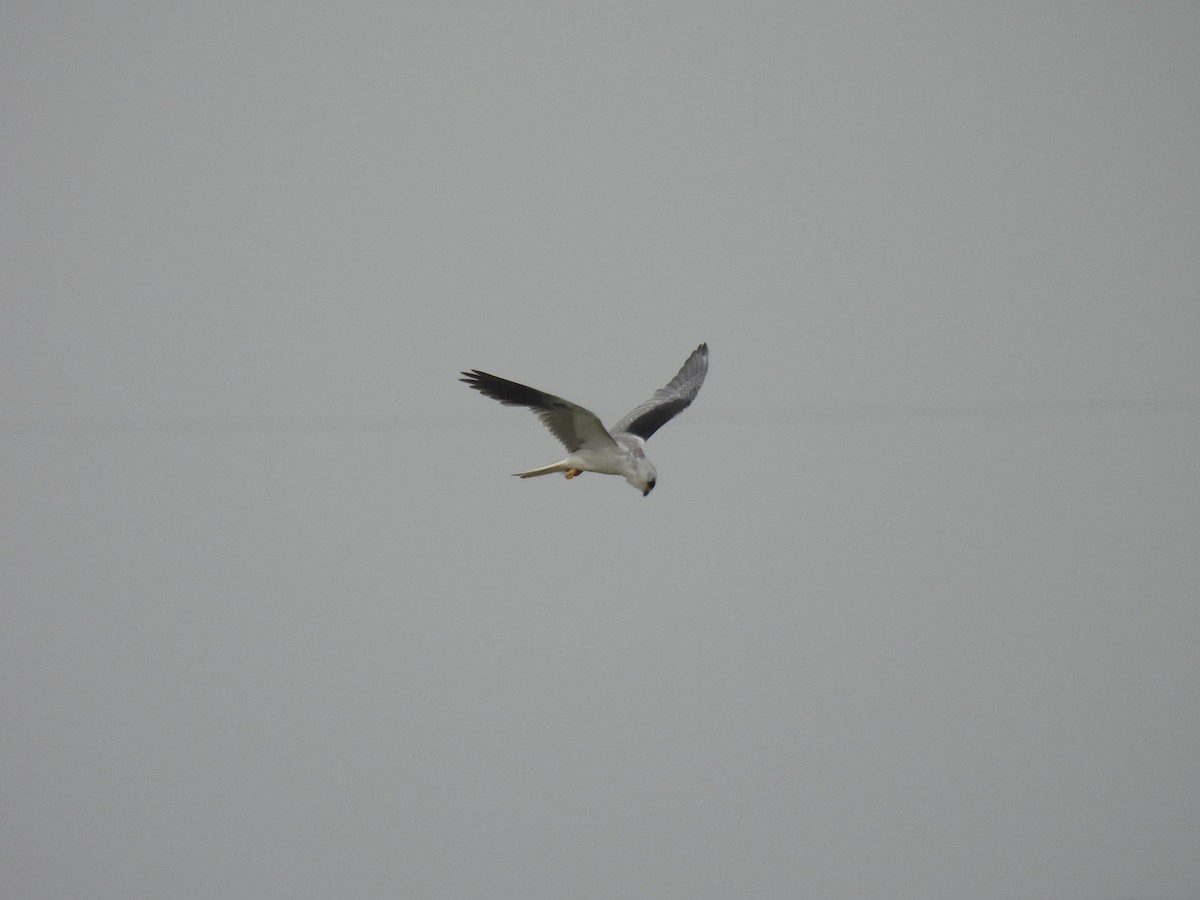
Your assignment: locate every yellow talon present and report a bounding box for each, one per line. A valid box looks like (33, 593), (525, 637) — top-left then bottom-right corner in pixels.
(565, 468), (582, 479)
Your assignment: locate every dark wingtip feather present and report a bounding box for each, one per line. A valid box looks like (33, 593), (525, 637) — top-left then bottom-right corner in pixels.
(460, 369), (556, 409)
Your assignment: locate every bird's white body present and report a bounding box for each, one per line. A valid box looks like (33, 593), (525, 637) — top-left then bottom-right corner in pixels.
(514, 435), (653, 493)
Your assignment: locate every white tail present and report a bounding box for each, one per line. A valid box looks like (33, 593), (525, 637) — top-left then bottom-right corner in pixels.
(512, 460), (571, 479)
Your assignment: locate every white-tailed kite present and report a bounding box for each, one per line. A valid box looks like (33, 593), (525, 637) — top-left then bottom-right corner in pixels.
(461, 343), (708, 496)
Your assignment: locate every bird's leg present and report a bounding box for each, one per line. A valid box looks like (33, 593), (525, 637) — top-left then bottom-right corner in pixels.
(564, 468), (582, 479)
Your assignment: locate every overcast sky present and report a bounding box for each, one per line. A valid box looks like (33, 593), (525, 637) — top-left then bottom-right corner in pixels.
(3, 4), (1199, 899)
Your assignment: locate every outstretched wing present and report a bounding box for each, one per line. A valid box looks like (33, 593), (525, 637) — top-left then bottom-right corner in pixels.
(611, 343), (709, 441)
(460, 370), (619, 453)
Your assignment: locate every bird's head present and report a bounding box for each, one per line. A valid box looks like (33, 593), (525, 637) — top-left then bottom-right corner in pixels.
(627, 458), (657, 496)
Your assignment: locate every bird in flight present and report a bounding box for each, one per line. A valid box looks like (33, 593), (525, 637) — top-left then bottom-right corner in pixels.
(461, 343), (708, 496)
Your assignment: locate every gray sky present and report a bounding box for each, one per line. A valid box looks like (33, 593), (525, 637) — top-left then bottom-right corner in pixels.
(3, 3), (1199, 899)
